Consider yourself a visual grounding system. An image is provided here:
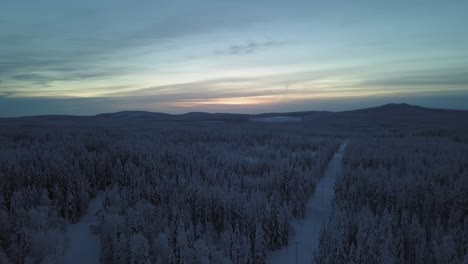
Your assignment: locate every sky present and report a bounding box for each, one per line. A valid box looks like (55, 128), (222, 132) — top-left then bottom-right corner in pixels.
(1, 0), (468, 116)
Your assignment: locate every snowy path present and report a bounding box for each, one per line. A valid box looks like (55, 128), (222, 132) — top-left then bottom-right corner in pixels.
(63, 194), (103, 264)
(267, 141), (347, 264)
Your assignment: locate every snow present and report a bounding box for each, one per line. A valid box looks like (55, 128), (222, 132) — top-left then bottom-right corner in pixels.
(63, 194), (103, 264)
(251, 116), (302, 122)
(267, 141), (348, 264)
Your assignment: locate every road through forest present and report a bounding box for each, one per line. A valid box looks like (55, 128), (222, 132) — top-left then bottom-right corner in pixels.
(267, 141), (348, 264)
(63, 194), (103, 264)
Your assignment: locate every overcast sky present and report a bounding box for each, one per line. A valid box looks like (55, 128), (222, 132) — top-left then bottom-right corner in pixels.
(1, 0), (467, 116)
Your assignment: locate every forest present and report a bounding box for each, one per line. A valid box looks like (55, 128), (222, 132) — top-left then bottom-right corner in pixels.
(0, 122), (340, 264)
(1, 105), (468, 264)
(315, 136), (468, 264)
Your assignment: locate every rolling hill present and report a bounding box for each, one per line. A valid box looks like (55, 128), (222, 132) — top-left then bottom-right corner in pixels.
(2, 103), (468, 130)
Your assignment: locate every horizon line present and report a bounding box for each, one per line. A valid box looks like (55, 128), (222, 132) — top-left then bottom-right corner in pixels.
(3, 102), (467, 119)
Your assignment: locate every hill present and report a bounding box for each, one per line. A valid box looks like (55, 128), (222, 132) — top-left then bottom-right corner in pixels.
(2, 103), (468, 130)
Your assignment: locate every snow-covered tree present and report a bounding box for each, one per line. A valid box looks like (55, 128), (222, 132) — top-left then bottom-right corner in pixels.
(129, 234), (150, 264)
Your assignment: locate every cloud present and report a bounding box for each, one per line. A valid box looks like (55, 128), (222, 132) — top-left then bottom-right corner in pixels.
(360, 70), (468, 88)
(214, 41), (280, 55)
(57, 66), (468, 106)
(95, 71), (325, 102)
(0, 48), (131, 89)
(0, 1), (287, 89)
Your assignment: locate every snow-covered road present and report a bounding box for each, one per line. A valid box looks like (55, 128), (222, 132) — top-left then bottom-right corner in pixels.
(63, 194), (103, 264)
(267, 141), (347, 264)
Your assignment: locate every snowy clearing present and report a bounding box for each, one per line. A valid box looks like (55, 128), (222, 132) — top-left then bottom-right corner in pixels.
(63, 194), (103, 264)
(267, 141), (347, 264)
(250, 116), (302, 122)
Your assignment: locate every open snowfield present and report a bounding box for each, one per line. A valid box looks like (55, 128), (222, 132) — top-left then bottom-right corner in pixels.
(250, 116), (302, 122)
(267, 142), (347, 264)
(63, 194), (103, 264)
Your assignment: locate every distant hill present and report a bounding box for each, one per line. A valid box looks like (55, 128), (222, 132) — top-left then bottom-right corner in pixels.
(325, 103), (468, 128)
(2, 103), (468, 129)
(339, 103), (462, 116)
(96, 111), (173, 121)
(95, 111), (250, 122)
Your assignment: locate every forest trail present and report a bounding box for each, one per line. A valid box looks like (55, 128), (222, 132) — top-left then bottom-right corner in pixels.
(63, 194), (103, 264)
(267, 141), (348, 264)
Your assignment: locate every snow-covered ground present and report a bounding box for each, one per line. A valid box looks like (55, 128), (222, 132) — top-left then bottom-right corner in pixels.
(267, 142), (347, 264)
(250, 116), (302, 122)
(63, 194), (103, 264)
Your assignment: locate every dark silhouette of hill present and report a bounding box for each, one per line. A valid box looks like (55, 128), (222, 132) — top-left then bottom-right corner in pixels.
(323, 103), (468, 128)
(2, 103), (468, 130)
(96, 111), (173, 121)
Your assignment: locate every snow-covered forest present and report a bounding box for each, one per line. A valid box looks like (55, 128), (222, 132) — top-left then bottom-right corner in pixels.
(315, 136), (468, 264)
(2, 103), (468, 264)
(0, 123), (340, 263)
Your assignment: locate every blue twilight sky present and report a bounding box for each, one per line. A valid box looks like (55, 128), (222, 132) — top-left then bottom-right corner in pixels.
(1, 0), (468, 116)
